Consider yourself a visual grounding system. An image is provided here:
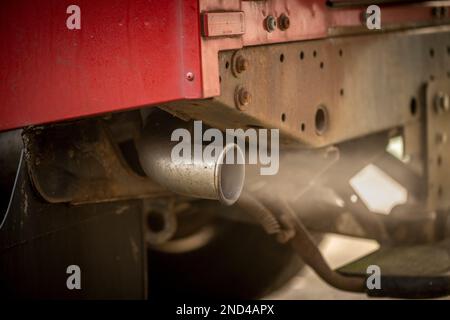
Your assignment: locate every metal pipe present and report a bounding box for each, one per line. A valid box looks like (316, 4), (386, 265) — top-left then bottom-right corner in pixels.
(236, 191), (281, 235)
(236, 189), (366, 292)
(137, 111), (245, 205)
(284, 202), (366, 293)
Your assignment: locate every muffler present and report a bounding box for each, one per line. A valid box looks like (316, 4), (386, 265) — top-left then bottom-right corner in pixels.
(137, 111), (245, 205)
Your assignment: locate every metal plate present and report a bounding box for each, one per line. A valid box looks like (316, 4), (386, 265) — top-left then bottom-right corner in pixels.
(0, 160), (147, 299)
(425, 80), (450, 210)
(165, 27), (450, 147)
(199, 0), (448, 97)
(201, 12), (245, 37)
(338, 239), (450, 277)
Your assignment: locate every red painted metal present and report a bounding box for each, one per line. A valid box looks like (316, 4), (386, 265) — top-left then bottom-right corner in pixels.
(0, 0), (447, 132)
(0, 0), (202, 132)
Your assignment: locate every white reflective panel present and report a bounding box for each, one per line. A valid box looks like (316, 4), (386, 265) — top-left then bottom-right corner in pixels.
(349, 164), (408, 215)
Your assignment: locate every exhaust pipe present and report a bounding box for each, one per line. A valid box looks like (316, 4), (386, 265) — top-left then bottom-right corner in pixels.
(137, 111), (245, 205)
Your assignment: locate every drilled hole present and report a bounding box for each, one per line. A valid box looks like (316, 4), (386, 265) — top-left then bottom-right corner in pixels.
(313, 50), (317, 58)
(280, 53), (285, 62)
(315, 106), (328, 135)
(320, 62), (324, 69)
(339, 49), (343, 57)
(300, 51), (304, 60)
(281, 113), (286, 122)
(340, 88), (344, 96)
(430, 48), (435, 57)
(225, 61), (230, 69)
(300, 123), (306, 132)
(410, 97), (417, 116)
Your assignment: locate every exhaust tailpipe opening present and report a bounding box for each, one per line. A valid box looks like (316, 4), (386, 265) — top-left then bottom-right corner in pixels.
(215, 143), (245, 205)
(137, 112), (245, 206)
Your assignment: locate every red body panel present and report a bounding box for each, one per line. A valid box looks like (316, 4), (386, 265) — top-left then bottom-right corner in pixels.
(0, 0), (443, 132)
(0, 0), (202, 131)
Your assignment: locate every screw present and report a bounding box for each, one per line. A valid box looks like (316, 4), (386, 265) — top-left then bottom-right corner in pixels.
(235, 86), (252, 110)
(264, 15), (277, 32)
(186, 72), (195, 81)
(432, 7), (442, 18)
(235, 56), (249, 73)
(278, 14), (290, 31)
(238, 89), (252, 105)
(432, 7), (448, 18)
(435, 92), (450, 113)
(360, 10), (369, 24)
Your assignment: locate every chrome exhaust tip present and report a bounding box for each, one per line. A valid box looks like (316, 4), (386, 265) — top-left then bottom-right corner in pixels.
(137, 114), (245, 206)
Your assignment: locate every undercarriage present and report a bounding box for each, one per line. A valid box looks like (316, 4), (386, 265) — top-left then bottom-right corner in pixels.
(1, 0), (450, 300)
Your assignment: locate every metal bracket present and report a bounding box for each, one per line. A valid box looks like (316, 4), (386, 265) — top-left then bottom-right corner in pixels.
(425, 81), (450, 211)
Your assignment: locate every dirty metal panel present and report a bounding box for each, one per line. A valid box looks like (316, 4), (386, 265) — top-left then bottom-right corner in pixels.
(337, 238), (450, 298)
(0, 161), (147, 299)
(425, 80), (450, 211)
(201, 11), (246, 37)
(199, 0), (449, 97)
(165, 27), (450, 147)
(338, 239), (450, 277)
(0, 0), (202, 132)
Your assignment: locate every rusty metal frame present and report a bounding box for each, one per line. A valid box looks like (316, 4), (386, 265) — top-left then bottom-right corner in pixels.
(165, 26), (450, 148)
(199, 0), (450, 98)
(425, 80), (450, 211)
(23, 119), (167, 205)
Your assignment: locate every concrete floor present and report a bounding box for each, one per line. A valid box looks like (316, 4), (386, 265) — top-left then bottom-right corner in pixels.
(265, 234), (381, 300)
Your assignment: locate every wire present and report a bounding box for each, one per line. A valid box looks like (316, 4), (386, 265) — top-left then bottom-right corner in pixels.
(0, 148), (24, 231)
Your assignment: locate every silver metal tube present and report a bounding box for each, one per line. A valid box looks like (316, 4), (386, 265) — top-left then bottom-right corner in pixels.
(137, 112), (245, 205)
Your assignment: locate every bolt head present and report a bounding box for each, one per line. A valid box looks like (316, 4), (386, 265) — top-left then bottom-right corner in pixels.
(278, 14), (290, 31)
(235, 87), (252, 110)
(360, 10), (369, 24)
(432, 7), (442, 18)
(239, 90), (252, 105)
(186, 72), (195, 81)
(435, 92), (450, 113)
(236, 56), (249, 73)
(265, 15), (277, 32)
